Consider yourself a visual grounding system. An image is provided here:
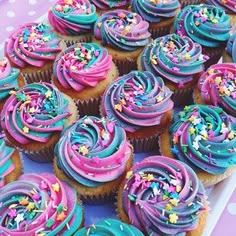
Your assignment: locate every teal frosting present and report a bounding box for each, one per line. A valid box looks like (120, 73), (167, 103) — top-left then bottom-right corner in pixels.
(0, 136), (15, 187)
(226, 33), (236, 62)
(75, 218), (144, 235)
(174, 4), (231, 47)
(0, 58), (20, 101)
(131, 0), (180, 23)
(55, 116), (132, 187)
(169, 105), (236, 174)
(140, 33), (206, 85)
(94, 10), (151, 51)
(1, 82), (72, 144)
(0, 173), (83, 235)
(48, 0), (98, 36)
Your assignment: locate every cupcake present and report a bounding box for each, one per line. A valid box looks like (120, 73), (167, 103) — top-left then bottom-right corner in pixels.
(138, 33), (208, 105)
(130, 0), (181, 39)
(1, 82), (77, 163)
(117, 155), (208, 236)
(93, 10), (151, 75)
(0, 57), (25, 110)
(4, 22), (64, 84)
(52, 42), (118, 116)
(223, 33), (236, 63)
(75, 218), (144, 235)
(48, 0), (98, 46)
(100, 70), (174, 152)
(0, 133), (22, 188)
(174, 4), (231, 69)
(0, 173), (84, 235)
(92, 0), (129, 15)
(54, 116), (133, 202)
(194, 63), (236, 117)
(206, 0), (236, 26)
(160, 104), (236, 188)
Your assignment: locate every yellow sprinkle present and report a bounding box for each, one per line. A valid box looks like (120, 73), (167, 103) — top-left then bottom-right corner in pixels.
(165, 204), (173, 211)
(146, 174), (154, 182)
(212, 19), (218, 24)
(170, 198), (179, 207)
(45, 90), (52, 98)
(26, 202), (35, 211)
(183, 53), (191, 60)
(156, 96), (163, 103)
(215, 76), (222, 85)
(189, 127), (195, 135)
(228, 131), (235, 140)
(52, 183), (60, 192)
(163, 195), (168, 201)
(176, 185), (182, 193)
(70, 65), (77, 71)
(151, 58), (157, 65)
(126, 171), (133, 179)
(97, 22), (102, 28)
(114, 104), (122, 112)
(79, 145), (89, 155)
(29, 107), (36, 113)
(23, 126), (29, 134)
(169, 213), (179, 224)
(9, 90), (16, 95)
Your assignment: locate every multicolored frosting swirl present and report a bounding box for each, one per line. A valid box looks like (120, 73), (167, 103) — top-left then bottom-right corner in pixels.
(0, 134), (15, 188)
(206, 0), (236, 13)
(75, 218), (144, 235)
(48, 0), (98, 36)
(170, 105), (236, 174)
(55, 116), (132, 187)
(226, 33), (236, 63)
(92, 0), (128, 10)
(198, 63), (236, 117)
(4, 23), (61, 68)
(140, 33), (207, 86)
(0, 173), (83, 235)
(131, 0), (180, 23)
(121, 155), (206, 235)
(174, 5), (231, 47)
(101, 71), (174, 132)
(53, 43), (112, 91)
(94, 10), (151, 51)
(1, 82), (72, 144)
(0, 58), (20, 101)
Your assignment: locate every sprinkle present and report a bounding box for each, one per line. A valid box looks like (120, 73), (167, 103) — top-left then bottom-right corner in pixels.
(22, 126), (29, 134)
(169, 213), (178, 224)
(128, 194), (137, 202)
(183, 53), (191, 60)
(57, 212), (66, 221)
(15, 213), (25, 225)
(165, 204), (172, 211)
(46, 219), (54, 228)
(19, 197), (29, 206)
(79, 145), (89, 155)
(26, 202), (35, 211)
(52, 183), (60, 192)
(169, 198), (179, 207)
(45, 90), (52, 98)
(176, 185), (182, 192)
(8, 209), (17, 218)
(114, 104), (122, 112)
(156, 96), (163, 103)
(126, 171), (133, 179)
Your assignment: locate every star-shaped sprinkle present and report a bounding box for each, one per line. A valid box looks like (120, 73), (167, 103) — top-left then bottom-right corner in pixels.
(183, 53), (191, 60)
(15, 213), (24, 224)
(165, 204), (172, 211)
(8, 208), (17, 218)
(45, 90), (52, 98)
(23, 126), (29, 134)
(126, 171), (133, 179)
(52, 183), (60, 192)
(79, 145), (89, 155)
(57, 212), (66, 221)
(189, 126), (195, 135)
(26, 202), (35, 211)
(169, 213), (178, 224)
(114, 104), (122, 112)
(156, 96), (163, 103)
(46, 218), (55, 228)
(29, 107), (36, 113)
(169, 198), (179, 207)
(19, 197), (29, 206)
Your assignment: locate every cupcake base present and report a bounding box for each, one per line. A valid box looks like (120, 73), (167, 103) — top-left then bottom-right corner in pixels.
(159, 129), (236, 188)
(53, 153), (134, 203)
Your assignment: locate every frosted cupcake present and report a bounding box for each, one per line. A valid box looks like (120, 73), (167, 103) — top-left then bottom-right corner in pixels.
(52, 42), (118, 116)
(206, 0), (236, 26)
(4, 22), (63, 84)
(1, 82), (77, 162)
(0, 133), (22, 188)
(174, 4), (231, 69)
(100, 70), (174, 152)
(0, 57), (25, 110)
(130, 0), (180, 38)
(117, 155), (208, 236)
(160, 104), (236, 188)
(75, 219), (144, 235)
(54, 116), (133, 202)
(138, 33), (208, 105)
(194, 63), (236, 117)
(93, 10), (151, 75)
(48, 0), (98, 46)
(223, 33), (236, 63)
(0, 173), (84, 235)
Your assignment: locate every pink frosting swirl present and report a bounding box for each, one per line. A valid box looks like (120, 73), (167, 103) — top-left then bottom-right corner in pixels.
(0, 173), (83, 235)
(4, 23), (61, 68)
(198, 63), (236, 117)
(1, 82), (72, 144)
(53, 43), (112, 91)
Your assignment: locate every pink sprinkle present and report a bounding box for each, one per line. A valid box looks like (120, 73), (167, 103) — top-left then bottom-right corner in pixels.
(40, 181), (48, 190)
(173, 67), (180, 72)
(171, 57), (178, 63)
(8, 209), (17, 218)
(106, 122), (114, 133)
(203, 55), (210, 60)
(91, 156), (100, 164)
(26, 117), (34, 124)
(94, 50), (99, 57)
(32, 192), (40, 201)
(81, 46), (86, 53)
(117, 19), (123, 26)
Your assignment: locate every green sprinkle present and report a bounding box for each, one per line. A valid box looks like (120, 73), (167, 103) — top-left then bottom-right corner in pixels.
(128, 194), (137, 202)
(57, 204), (63, 214)
(46, 218), (54, 228)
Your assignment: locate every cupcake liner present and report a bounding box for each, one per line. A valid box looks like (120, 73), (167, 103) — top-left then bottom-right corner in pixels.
(113, 58), (137, 76)
(128, 132), (160, 153)
(18, 145), (55, 163)
(171, 86), (194, 106)
(202, 46), (224, 69)
(22, 67), (53, 84)
(179, 0), (203, 8)
(149, 25), (171, 40)
(74, 96), (101, 117)
(62, 34), (92, 47)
